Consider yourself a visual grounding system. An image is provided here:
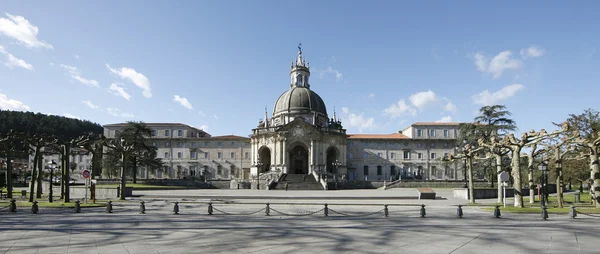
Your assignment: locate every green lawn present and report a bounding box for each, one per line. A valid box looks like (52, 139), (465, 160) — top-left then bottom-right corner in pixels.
(523, 192), (592, 204)
(481, 206), (600, 214)
(0, 188), (23, 196)
(96, 183), (195, 189)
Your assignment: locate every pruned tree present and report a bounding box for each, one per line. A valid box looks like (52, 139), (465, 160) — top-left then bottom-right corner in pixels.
(446, 143), (485, 204)
(0, 130), (27, 199)
(562, 109), (600, 207)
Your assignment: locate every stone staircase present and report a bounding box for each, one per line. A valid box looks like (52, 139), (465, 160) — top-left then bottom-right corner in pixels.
(273, 174), (324, 190)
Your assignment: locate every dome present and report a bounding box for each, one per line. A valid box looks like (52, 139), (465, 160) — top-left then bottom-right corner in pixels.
(273, 86), (327, 117)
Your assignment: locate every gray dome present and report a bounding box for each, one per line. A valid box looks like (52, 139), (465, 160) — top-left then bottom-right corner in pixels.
(273, 86), (327, 116)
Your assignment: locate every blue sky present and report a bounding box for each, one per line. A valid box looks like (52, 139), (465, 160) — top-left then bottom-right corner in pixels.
(0, 1), (598, 136)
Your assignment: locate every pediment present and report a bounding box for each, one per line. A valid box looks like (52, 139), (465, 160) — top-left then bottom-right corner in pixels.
(275, 118), (321, 138)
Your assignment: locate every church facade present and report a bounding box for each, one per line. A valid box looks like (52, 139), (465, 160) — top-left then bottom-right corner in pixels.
(103, 48), (471, 184)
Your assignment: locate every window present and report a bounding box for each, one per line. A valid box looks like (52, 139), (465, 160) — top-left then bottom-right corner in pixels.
(429, 129), (435, 137)
(204, 152), (209, 159)
(431, 143), (435, 148)
(218, 152), (222, 159)
(444, 143), (449, 148)
(79, 155), (83, 162)
(364, 152), (368, 159)
(165, 130), (170, 136)
(151, 142), (156, 147)
(363, 166), (369, 176)
(432, 166), (437, 176)
(377, 166), (382, 175)
(390, 152), (395, 159)
(191, 142), (196, 148)
(164, 152), (169, 158)
(204, 142), (209, 147)
(178, 142), (183, 147)
(191, 151), (196, 159)
(417, 129), (422, 137)
(245, 152), (249, 159)
(231, 141), (235, 147)
(177, 152), (182, 159)
(165, 142), (170, 147)
(377, 152), (381, 158)
(151, 130), (157, 136)
(403, 151), (410, 159)
(231, 152), (235, 159)
(443, 129), (448, 137)
(391, 165), (396, 176)
(178, 130), (183, 137)
(217, 165), (222, 175)
(430, 153), (436, 159)
(217, 142), (222, 148)
(417, 143), (422, 148)
(418, 153), (422, 159)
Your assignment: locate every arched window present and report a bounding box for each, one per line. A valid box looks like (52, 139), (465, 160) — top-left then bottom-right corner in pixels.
(296, 74), (302, 86)
(305, 75), (309, 85)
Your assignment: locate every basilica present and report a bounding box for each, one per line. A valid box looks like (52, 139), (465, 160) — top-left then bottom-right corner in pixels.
(102, 48), (467, 188)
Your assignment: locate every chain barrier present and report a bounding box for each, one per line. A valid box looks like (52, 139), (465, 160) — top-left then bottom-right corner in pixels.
(212, 206), (267, 216)
(0, 204), (10, 211)
(577, 210), (600, 218)
(328, 208), (385, 217)
(270, 207), (325, 216)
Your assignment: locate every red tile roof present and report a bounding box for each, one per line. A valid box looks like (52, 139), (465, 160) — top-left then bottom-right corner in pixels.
(347, 133), (409, 139)
(210, 135), (250, 139)
(412, 122), (463, 126)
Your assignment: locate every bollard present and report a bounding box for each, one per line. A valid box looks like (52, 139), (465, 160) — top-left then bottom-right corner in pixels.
(494, 205), (501, 218)
(542, 205), (548, 220)
(384, 205), (389, 217)
(173, 202), (179, 215)
(324, 204), (329, 217)
(106, 201), (113, 213)
(74, 200), (81, 213)
(457, 205), (463, 218)
(420, 204), (426, 218)
(31, 201), (39, 214)
(208, 203), (213, 215)
(570, 206), (577, 219)
(139, 201), (146, 214)
(9, 199), (16, 213)
(237, 183), (240, 189)
(265, 203), (270, 216)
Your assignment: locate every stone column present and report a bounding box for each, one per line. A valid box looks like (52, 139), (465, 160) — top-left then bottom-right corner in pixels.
(282, 138), (287, 173)
(310, 139), (315, 173)
(273, 138), (277, 170)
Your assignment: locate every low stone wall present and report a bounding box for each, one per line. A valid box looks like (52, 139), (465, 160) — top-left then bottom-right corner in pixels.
(208, 180), (232, 189)
(331, 181), (386, 190)
(389, 181), (490, 189)
(453, 185), (559, 200)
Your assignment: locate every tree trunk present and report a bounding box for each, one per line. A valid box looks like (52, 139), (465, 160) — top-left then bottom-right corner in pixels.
(120, 152), (127, 200)
(590, 151), (600, 208)
(495, 154), (502, 204)
(468, 157), (475, 204)
(64, 145), (71, 203)
(60, 153), (65, 199)
(6, 154), (13, 199)
(132, 156), (137, 184)
(555, 147), (564, 208)
(28, 149), (38, 202)
(528, 168), (535, 204)
(36, 154), (43, 198)
(511, 147), (524, 207)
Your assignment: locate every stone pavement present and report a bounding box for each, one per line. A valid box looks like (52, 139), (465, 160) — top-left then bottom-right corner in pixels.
(1, 200), (600, 254)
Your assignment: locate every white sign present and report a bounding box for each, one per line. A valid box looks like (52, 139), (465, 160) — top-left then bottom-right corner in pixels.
(499, 171), (510, 182)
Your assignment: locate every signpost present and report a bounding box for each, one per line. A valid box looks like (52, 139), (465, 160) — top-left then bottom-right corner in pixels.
(499, 171), (510, 207)
(82, 170), (90, 203)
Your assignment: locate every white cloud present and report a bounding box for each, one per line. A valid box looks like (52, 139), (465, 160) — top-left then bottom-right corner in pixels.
(472, 51), (522, 79)
(0, 93), (30, 111)
(520, 46), (546, 59)
(472, 84), (525, 106)
(435, 116), (453, 123)
(340, 107), (376, 133)
(383, 100), (416, 118)
(173, 95), (193, 110)
(73, 54), (80, 59)
(444, 101), (457, 113)
(82, 100), (99, 109)
(197, 125), (209, 131)
(60, 64), (99, 87)
(106, 107), (135, 118)
(319, 66), (343, 81)
(212, 114), (218, 120)
(0, 45), (33, 70)
(106, 64), (151, 98)
(0, 13), (53, 49)
(409, 90), (438, 109)
(63, 113), (80, 120)
(109, 83), (131, 100)
(368, 93), (375, 99)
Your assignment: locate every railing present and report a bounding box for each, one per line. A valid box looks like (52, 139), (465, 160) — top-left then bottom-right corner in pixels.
(312, 171), (327, 190)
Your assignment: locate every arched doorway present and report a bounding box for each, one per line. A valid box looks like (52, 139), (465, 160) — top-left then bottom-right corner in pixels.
(258, 146), (271, 173)
(326, 147), (339, 174)
(289, 145), (308, 174)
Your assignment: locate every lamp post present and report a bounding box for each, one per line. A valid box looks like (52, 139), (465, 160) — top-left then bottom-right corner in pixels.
(48, 160), (58, 203)
(256, 160), (263, 190)
(537, 160), (549, 207)
(333, 159), (342, 181)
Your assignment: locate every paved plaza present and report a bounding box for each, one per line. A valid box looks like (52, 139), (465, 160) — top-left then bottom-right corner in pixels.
(1, 189), (599, 253)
